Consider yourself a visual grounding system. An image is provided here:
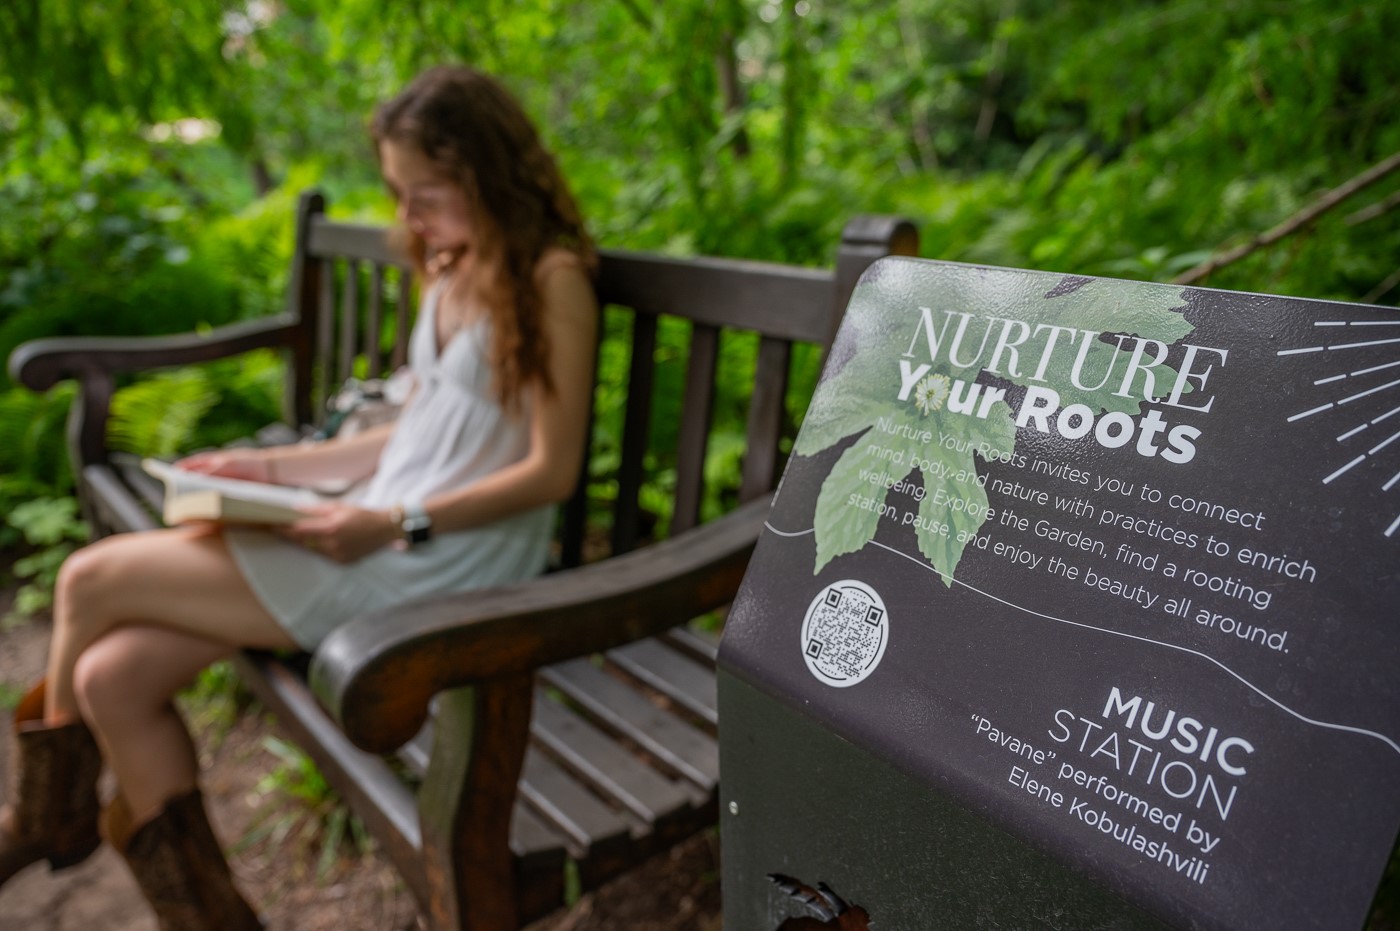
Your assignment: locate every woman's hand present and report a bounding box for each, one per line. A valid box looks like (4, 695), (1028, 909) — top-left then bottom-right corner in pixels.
(177, 449), (273, 483)
(279, 503), (399, 564)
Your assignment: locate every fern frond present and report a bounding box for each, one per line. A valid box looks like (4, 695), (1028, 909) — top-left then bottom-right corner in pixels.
(108, 369), (220, 457)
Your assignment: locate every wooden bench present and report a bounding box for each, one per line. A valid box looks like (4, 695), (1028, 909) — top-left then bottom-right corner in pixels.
(8, 191), (918, 930)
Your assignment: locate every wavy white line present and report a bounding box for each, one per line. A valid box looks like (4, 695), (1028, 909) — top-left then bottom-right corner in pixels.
(762, 520), (1400, 756)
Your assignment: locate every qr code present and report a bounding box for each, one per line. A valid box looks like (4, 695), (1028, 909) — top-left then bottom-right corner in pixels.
(800, 580), (888, 688)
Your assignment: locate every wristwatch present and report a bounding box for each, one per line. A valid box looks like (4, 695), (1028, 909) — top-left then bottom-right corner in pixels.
(393, 503), (433, 548)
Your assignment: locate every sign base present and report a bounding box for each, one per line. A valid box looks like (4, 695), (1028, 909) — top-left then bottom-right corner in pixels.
(720, 671), (1172, 931)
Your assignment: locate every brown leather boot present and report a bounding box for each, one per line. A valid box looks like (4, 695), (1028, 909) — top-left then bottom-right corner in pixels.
(105, 789), (263, 931)
(0, 680), (103, 887)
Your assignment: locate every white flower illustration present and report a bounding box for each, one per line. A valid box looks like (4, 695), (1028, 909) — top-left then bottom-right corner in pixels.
(913, 374), (951, 416)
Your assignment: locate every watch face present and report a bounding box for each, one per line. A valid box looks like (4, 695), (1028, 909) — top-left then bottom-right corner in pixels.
(403, 514), (432, 545)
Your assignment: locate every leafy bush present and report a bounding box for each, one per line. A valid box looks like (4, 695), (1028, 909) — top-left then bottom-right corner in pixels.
(3, 496), (86, 627)
(107, 351), (283, 459)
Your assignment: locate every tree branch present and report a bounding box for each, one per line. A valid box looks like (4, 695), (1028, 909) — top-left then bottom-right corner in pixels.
(1172, 149), (1400, 286)
(1346, 188), (1400, 227)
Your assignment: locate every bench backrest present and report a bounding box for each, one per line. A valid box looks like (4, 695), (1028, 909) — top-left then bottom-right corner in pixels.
(283, 190), (918, 564)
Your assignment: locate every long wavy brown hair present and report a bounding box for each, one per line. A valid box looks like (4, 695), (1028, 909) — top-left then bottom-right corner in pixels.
(371, 66), (596, 411)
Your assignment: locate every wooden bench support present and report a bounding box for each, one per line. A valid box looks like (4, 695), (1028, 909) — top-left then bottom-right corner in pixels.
(419, 678), (533, 931)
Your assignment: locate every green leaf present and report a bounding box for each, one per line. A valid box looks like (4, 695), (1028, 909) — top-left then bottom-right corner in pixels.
(813, 439), (889, 574)
(7, 497), (84, 547)
(915, 400), (1017, 587)
(108, 370), (220, 458)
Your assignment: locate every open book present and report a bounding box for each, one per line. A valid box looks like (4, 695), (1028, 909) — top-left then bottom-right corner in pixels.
(142, 458), (324, 526)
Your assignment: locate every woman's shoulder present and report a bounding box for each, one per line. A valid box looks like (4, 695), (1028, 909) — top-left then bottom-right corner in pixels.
(533, 246), (589, 286)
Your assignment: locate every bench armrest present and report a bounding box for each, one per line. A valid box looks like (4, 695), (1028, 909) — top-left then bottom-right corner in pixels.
(310, 494), (771, 754)
(8, 315), (304, 390)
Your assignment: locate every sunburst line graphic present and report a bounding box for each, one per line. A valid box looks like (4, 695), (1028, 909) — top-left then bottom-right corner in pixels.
(1289, 402), (1334, 422)
(1370, 429), (1400, 456)
(1279, 336), (1400, 356)
(1323, 428), (1400, 485)
(1339, 403), (1400, 442)
(1283, 311), (1400, 541)
(1313, 357), (1400, 386)
(1332, 406), (1400, 442)
(1339, 422), (1370, 441)
(1324, 456), (1367, 484)
(1287, 377), (1400, 422)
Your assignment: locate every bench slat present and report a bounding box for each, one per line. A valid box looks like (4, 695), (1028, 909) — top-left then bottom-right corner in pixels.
(339, 259), (359, 385)
(671, 323), (719, 536)
(612, 311), (657, 556)
(520, 747), (635, 860)
(82, 465), (160, 533)
(509, 799), (569, 864)
(597, 250), (834, 343)
(540, 659), (718, 791)
(111, 453), (165, 515)
(663, 625), (720, 666)
(398, 715), (579, 874)
(532, 690), (703, 820)
(316, 256), (335, 411)
(392, 271), (412, 370)
(606, 639), (718, 728)
(740, 335), (792, 502)
(307, 218), (405, 268)
(366, 263), (386, 379)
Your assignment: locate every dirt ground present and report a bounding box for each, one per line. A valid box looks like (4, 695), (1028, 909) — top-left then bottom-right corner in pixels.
(0, 602), (721, 931)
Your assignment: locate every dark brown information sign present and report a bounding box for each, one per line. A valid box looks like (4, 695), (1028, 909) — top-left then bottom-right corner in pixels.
(720, 258), (1400, 930)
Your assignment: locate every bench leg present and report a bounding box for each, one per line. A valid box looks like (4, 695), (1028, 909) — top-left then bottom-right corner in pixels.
(418, 675), (534, 931)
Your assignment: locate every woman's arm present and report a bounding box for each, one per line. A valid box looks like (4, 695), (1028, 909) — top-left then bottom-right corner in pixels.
(179, 418), (399, 487)
(278, 262), (597, 562)
(422, 261), (598, 531)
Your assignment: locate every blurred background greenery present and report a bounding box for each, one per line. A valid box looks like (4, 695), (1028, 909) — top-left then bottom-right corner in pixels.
(0, 0), (1398, 606)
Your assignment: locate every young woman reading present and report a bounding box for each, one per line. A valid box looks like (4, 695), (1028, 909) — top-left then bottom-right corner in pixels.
(0, 65), (598, 928)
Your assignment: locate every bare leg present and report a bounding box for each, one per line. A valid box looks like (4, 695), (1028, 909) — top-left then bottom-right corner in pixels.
(72, 626), (233, 824)
(46, 526), (298, 724)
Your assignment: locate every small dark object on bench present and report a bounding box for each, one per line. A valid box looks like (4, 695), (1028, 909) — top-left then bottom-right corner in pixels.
(9, 191), (917, 930)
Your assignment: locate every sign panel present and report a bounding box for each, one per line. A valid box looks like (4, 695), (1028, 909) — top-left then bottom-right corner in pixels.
(720, 258), (1400, 930)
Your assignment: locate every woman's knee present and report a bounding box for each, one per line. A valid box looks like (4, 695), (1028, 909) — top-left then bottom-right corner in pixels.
(72, 635), (161, 726)
(54, 536), (139, 634)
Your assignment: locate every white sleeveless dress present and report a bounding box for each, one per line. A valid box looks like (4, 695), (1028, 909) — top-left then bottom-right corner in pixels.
(224, 278), (555, 650)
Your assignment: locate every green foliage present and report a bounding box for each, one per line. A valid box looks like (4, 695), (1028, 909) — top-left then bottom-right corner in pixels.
(178, 659), (255, 742)
(0, 154), (248, 391)
(108, 370), (222, 460)
(0, 382), (86, 627)
(3, 496), (86, 627)
(0, 385), (75, 494)
(235, 734), (373, 883)
(107, 351), (282, 459)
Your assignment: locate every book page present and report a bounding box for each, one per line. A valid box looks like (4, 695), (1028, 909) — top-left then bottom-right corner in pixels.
(142, 459), (324, 509)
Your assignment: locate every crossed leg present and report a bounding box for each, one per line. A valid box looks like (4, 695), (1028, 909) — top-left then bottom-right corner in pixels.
(46, 526), (302, 823)
(73, 626), (233, 824)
